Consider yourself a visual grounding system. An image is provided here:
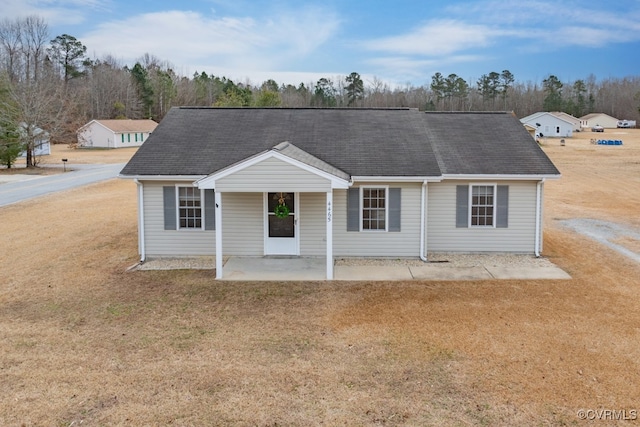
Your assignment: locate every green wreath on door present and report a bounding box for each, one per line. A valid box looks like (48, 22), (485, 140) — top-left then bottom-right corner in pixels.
(274, 203), (290, 218)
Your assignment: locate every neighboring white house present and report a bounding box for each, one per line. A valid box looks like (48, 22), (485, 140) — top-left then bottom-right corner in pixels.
(18, 123), (51, 157)
(120, 108), (561, 280)
(520, 112), (574, 138)
(77, 119), (158, 148)
(580, 113), (619, 129)
(550, 112), (581, 132)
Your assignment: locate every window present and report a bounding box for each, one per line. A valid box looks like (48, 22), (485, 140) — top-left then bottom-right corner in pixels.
(135, 133), (138, 142)
(362, 187), (386, 230)
(347, 187), (401, 232)
(456, 185), (507, 229)
(127, 133), (131, 142)
(470, 185), (494, 226)
(121, 134), (125, 143)
(163, 187), (214, 231)
(178, 187), (202, 229)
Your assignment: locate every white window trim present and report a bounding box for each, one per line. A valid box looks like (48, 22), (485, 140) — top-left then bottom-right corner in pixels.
(360, 185), (389, 232)
(468, 183), (497, 228)
(175, 185), (205, 231)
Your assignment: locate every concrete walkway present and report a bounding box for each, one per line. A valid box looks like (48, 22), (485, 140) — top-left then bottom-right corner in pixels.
(197, 256), (572, 281)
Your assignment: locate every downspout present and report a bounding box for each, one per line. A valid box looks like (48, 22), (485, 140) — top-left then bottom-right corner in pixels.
(534, 179), (544, 257)
(420, 182), (428, 262)
(134, 179), (146, 262)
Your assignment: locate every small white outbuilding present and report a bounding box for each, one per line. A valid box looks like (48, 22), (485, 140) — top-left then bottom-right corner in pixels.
(77, 119), (158, 148)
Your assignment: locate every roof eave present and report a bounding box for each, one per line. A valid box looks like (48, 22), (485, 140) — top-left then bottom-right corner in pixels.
(351, 176), (442, 183)
(441, 173), (561, 180)
(118, 174), (206, 181)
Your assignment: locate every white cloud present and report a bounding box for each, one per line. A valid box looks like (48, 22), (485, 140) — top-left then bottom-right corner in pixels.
(81, 7), (340, 76)
(364, 54), (489, 84)
(355, 0), (640, 81)
(361, 20), (495, 56)
(0, 0), (109, 26)
(451, 0), (640, 48)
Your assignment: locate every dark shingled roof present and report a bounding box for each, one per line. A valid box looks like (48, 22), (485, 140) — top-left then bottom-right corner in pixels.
(120, 108), (560, 178)
(422, 111), (560, 175)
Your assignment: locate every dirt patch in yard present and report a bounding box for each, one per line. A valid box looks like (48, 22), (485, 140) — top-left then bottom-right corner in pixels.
(1, 130), (640, 425)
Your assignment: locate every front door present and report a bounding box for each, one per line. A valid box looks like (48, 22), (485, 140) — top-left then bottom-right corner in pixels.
(264, 192), (298, 255)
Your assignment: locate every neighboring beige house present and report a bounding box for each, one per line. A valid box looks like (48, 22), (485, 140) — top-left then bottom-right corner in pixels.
(120, 108), (561, 280)
(580, 113), (619, 129)
(77, 119), (158, 148)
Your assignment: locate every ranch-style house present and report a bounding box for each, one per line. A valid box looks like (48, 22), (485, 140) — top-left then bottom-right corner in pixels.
(120, 107), (561, 279)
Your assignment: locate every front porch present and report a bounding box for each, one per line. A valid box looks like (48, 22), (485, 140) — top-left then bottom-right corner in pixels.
(136, 255), (571, 281)
(196, 141), (352, 280)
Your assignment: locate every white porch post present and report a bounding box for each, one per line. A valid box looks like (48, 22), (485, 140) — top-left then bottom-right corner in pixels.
(326, 190), (333, 280)
(215, 190), (223, 279)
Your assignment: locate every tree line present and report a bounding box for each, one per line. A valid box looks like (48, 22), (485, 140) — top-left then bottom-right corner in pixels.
(1, 15), (639, 168)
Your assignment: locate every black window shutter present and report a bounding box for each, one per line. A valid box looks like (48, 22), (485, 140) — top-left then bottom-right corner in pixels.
(496, 185), (509, 228)
(347, 188), (360, 231)
(204, 189), (215, 230)
(388, 188), (401, 232)
(163, 186), (177, 230)
(456, 185), (469, 228)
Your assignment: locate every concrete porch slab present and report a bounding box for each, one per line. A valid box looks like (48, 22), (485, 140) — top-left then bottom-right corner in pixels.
(410, 265), (493, 281)
(222, 256), (326, 281)
(484, 265), (572, 280)
(138, 256), (572, 282)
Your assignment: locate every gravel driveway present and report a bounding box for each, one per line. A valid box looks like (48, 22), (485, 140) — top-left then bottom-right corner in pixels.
(560, 218), (640, 263)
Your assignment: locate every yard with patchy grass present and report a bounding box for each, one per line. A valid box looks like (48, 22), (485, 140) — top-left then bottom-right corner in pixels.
(1, 130), (639, 425)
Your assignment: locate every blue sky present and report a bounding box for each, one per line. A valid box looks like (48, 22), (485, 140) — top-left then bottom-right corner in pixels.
(2, 0), (639, 88)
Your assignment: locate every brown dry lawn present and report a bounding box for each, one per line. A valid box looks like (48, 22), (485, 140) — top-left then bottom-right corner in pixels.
(1, 131), (639, 426)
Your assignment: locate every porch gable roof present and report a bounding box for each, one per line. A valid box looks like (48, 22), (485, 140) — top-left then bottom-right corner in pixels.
(196, 141), (351, 190)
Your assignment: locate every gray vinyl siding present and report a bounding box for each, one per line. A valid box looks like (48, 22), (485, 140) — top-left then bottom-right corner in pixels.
(221, 193), (263, 256)
(216, 157), (331, 192)
(143, 183), (264, 257)
(299, 193), (327, 256)
(427, 180), (537, 252)
(143, 181), (215, 256)
(333, 183), (422, 257)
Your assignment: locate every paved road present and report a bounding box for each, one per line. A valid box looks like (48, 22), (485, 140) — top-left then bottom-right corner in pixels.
(0, 163), (126, 207)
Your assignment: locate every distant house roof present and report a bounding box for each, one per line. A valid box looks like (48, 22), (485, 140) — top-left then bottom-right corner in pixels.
(19, 122), (49, 139)
(120, 108), (559, 178)
(80, 119), (158, 133)
(550, 112), (580, 124)
(580, 112), (618, 121)
(520, 111), (574, 126)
